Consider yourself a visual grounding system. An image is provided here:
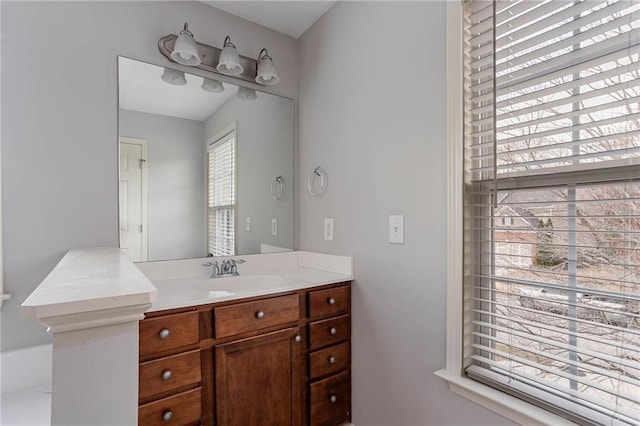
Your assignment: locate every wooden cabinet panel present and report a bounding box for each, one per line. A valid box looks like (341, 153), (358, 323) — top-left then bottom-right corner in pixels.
(138, 387), (201, 426)
(310, 370), (350, 426)
(309, 315), (350, 350)
(308, 285), (350, 319)
(139, 282), (352, 426)
(139, 311), (199, 358)
(309, 341), (350, 380)
(214, 294), (299, 338)
(215, 328), (302, 426)
(139, 349), (201, 401)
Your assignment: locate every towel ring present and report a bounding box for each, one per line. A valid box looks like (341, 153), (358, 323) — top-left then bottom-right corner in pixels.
(308, 166), (327, 197)
(271, 176), (286, 200)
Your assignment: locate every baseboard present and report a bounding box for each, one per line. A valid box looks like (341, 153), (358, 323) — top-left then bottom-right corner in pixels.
(1, 343), (52, 393)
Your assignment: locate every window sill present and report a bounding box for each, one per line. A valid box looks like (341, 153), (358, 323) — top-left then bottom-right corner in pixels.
(434, 369), (576, 426)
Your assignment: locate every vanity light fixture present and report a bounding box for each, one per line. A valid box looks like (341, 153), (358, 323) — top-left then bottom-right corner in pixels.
(201, 78), (224, 93)
(217, 36), (243, 76)
(255, 49), (279, 86)
(161, 67), (187, 85)
(159, 30), (280, 86)
(236, 87), (257, 101)
(170, 23), (201, 66)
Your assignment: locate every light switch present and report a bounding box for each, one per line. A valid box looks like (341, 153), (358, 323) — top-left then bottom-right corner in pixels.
(389, 215), (404, 244)
(246, 216), (251, 232)
(324, 218), (334, 241)
(271, 218), (278, 236)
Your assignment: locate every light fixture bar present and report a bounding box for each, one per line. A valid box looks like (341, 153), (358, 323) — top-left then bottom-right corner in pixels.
(158, 34), (260, 85)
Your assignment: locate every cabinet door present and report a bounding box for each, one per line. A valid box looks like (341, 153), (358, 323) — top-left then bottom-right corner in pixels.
(215, 327), (302, 426)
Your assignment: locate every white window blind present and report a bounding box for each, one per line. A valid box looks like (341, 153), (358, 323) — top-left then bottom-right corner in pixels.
(207, 131), (236, 257)
(464, 1), (640, 424)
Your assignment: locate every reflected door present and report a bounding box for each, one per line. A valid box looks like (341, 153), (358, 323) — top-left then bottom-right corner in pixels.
(119, 138), (148, 261)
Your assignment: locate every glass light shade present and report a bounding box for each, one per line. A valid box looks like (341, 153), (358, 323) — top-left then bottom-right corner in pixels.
(171, 23), (201, 66)
(201, 78), (224, 93)
(161, 68), (187, 86)
(236, 87), (257, 101)
(255, 50), (279, 86)
(216, 36), (243, 76)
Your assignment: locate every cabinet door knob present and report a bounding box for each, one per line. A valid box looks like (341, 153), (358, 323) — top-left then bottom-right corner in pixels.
(329, 327), (337, 335)
(256, 311), (265, 319)
(328, 297), (336, 305)
(329, 394), (338, 403)
(159, 329), (171, 339)
(162, 411), (173, 422)
(294, 335), (302, 343)
(161, 370), (172, 381)
(328, 356), (336, 364)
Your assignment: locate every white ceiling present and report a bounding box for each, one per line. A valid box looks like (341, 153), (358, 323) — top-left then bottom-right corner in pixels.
(119, 57), (236, 122)
(201, 1), (335, 39)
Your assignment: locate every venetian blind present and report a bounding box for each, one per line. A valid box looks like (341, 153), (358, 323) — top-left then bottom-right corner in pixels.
(207, 131), (236, 257)
(464, 1), (640, 424)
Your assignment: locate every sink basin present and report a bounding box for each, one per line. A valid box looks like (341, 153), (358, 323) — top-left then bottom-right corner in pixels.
(192, 274), (284, 293)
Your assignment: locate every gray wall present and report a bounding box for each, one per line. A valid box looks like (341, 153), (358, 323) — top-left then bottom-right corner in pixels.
(297, 2), (512, 425)
(119, 109), (206, 261)
(204, 93), (294, 255)
(1, 1), (297, 351)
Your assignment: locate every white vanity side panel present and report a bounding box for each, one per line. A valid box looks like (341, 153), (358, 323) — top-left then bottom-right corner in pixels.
(51, 322), (138, 426)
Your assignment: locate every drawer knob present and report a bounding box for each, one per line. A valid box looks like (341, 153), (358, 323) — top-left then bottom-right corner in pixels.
(161, 370), (172, 381)
(294, 335), (302, 343)
(256, 311), (265, 319)
(329, 327), (337, 335)
(329, 394), (338, 403)
(162, 411), (173, 422)
(328, 297), (336, 305)
(328, 356), (336, 364)
(159, 328), (171, 339)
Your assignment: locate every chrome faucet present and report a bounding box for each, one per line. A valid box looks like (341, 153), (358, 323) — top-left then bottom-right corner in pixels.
(203, 259), (244, 278)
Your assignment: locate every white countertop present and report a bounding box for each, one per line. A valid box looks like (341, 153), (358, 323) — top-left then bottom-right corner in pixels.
(22, 248), (353, 320)
(22, 247), (158, 319)
(136, 251), (353, 312)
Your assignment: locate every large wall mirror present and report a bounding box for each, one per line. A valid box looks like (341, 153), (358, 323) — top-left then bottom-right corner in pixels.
(118, 57), (294, 262)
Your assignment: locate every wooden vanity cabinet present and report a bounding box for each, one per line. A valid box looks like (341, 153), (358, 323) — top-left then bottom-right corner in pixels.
(138, 310), (202, 426)
(138, 281), (351, 426)
(215, 327), (303, 426)
(307, 285), (351, 426)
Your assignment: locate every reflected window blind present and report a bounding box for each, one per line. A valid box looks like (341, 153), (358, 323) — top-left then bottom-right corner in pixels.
(207, 131), (236, 257)
(464, 1), (640, 424)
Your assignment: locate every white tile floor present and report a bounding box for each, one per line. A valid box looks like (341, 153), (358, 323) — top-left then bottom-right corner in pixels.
(1, 383), (51, 426)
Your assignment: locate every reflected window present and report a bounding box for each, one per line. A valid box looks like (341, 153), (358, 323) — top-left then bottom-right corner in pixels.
(207, 130), (236, 256)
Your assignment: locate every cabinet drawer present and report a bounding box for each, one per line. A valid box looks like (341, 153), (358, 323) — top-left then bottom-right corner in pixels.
(138, 387), (201, 426)
(309, 315), (350, 350)
(310, 370), (350, 426)
(140, 311), (199, 358)
(214, 294), (299, 338)
(308, 285), (350, 319)
(139, 349), (201, 401)
(309, 341), (350, 380)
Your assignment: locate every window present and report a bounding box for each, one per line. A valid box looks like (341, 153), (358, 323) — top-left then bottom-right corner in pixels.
(463, 1), (640, 424)
(207, 130), (236, 257)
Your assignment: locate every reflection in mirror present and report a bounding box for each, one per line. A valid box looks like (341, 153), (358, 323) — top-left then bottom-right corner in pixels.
(118, 57), (294, 262)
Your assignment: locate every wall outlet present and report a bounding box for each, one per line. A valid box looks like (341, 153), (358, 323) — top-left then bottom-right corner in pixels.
(324, 218), (334, 241)
(271, 218), (278, 236)
(245, 216), (251, 232)
(389, 215), (404, 244)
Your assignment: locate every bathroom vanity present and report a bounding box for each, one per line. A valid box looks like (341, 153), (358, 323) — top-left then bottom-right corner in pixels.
(22, 248), (352, 426)
(138, 282), (351, 426)
(135, 251), (353, 426)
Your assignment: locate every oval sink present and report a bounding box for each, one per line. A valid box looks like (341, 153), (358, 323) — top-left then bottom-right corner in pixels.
(192, 274), (284, 293)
